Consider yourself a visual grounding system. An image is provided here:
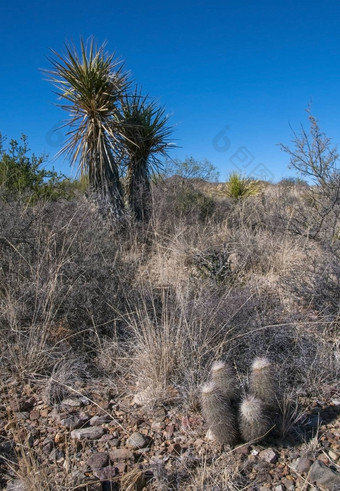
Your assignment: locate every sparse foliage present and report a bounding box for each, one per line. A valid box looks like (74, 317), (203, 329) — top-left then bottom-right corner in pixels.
(163, 156), (220, 182)
(280, 109), (340, 241)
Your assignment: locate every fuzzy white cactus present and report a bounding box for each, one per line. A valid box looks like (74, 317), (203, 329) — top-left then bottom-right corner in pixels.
(239, 395), (271, 441)
(201, 382), (238, 446)
(249, 357), (277, 409)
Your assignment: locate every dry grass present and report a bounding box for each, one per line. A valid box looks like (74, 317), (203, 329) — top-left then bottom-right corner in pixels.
(0, 181), (339, 489)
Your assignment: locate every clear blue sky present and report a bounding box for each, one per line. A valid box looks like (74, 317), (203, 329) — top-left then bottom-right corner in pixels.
(2, 0), (340, 182)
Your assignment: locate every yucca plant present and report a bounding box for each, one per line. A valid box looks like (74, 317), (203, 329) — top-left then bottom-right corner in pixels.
(225, 172), (261, 199)
(119, 89), (173, 221)
(45, 38), (129, 215)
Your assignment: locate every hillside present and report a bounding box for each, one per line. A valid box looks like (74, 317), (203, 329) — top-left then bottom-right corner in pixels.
(0, 179), (339, 490)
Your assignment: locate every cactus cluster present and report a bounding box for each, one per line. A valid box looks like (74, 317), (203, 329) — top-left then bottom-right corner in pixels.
(201, 356), (278, 445)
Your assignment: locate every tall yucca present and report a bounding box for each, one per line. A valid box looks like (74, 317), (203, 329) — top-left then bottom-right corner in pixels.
(119, 90), (173, 221)
(45, 38), (129, 214)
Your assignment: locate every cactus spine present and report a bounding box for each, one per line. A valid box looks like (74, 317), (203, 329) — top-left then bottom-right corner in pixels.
(201, 382), (238, 446)
(239, 395), (271, 441)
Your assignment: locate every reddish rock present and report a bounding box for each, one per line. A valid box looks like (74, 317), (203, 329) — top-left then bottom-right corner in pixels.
(93, 465), (117, 481)
(87, 452), (109, 470)
(291, 456), (313, 474)
(259, 448), (278, 464)
(109, 448), (134, 462)
(29, 410), (40, 421)
(318, 453), (330, 465)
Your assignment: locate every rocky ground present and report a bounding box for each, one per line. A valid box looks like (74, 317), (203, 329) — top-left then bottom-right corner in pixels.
(0, 378), (340, 490)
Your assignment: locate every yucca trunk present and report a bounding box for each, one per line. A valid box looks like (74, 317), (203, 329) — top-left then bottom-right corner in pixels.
(88, 152), (124, 216)
(126, 156), (151, 221)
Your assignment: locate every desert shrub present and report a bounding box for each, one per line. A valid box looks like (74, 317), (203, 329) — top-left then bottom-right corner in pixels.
(161, 156), (220, 181)
(189, 246), (233, 284)
(225, 172), (261, 199)
(280, 110), (340, 243)
(279, 176), (309, 188)
(0, 196), (140, 377)
(0, 133), (73, 202)
(152, 176), (215, 225)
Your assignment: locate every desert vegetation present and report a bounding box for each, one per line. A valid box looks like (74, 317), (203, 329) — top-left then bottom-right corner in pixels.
(0, 42), (339, 491)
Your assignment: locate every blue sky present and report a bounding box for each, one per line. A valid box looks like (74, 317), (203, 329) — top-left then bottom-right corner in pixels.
(1, 0), (340, 182)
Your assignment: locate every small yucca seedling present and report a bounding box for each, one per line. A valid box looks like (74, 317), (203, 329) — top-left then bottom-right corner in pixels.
(201, 382), (238, 446)
(239, 395), (272, 442)
(249, 357), (277, 409)
(210, 360), (239, 401)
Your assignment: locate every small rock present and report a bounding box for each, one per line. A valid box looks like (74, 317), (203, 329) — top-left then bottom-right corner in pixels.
(42, 440), (54, 455)
(40, 408), (49, 418)
(318, 453), (329, 465)
(309, 460), (340, 489)
(71, 426), (104, 440)
(29, 410), (40, 421)
(61, 413), (89, 430)
(90, 415), (111, 425)
(259, 448), (278, 464)
(291, 456), (313, 474)
(151, 421), (165, 432)
(54, 432), (65, 443)
(87, 452), (109, 470)
(93, 465), (117, 481)
(282, 477), (295, 490)
(273, 486), (284, 491)
(109, 448), (133, 462)
(126, 432), (147, 449)
(61, 398), (83, 408)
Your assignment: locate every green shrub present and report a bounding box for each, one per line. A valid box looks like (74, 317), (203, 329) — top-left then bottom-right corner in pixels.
(0, 133), (73, 202)
(225, 172), (261, 199)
